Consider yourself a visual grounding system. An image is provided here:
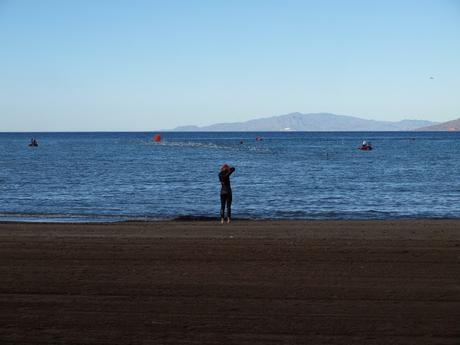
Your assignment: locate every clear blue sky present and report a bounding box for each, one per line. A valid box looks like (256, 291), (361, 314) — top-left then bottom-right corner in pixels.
(1, 0), (459, 131)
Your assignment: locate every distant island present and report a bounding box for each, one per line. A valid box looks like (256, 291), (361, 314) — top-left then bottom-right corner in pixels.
(173, 112), (437, 132)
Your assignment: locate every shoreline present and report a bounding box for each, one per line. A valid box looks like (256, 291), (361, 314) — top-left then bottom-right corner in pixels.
(2, 214), (460, 224)
(1, 219), (460, 240)
(1, 220), (459, 344)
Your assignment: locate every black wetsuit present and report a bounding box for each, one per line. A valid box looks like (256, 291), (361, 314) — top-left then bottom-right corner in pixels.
(219, 167), (235, 219)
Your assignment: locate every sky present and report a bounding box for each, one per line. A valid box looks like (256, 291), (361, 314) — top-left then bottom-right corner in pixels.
(0, 0), (459, 131)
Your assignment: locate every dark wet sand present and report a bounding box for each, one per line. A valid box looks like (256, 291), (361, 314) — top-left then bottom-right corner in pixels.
(1, 220), (459, 344)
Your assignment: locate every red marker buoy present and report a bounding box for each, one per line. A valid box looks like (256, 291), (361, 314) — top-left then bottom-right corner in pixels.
(153, 134), (161, 142)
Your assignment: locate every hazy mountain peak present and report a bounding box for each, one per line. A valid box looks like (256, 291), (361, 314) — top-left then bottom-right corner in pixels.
(415, 118), (460, 131)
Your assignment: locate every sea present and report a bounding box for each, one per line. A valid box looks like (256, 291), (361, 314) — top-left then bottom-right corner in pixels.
(0, 131), (459, 222)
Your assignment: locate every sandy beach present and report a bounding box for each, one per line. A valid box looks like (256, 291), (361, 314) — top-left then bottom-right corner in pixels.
(1, 220), (459, 344)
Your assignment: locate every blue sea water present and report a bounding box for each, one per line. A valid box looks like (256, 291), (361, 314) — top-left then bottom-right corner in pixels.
(0, 131), (459, 222)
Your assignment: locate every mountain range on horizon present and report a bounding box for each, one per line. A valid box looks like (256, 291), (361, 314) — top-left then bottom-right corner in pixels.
(173, 112), (439, 132)
(415, 118), (460, 131)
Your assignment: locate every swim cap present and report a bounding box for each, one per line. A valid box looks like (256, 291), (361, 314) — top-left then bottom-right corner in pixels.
(221, 164), (230, 171)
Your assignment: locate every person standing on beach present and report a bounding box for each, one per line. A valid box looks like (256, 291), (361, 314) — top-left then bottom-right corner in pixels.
(219, 164), (235, 224)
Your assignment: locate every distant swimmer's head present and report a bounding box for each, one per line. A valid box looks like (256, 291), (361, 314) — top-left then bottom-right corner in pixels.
(221, 164), (230, 172)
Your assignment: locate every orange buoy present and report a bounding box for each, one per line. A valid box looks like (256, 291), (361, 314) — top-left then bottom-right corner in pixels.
(153, 134), (161, 142)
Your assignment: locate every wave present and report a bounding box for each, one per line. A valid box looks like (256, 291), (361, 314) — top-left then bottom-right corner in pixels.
(139, 139), (273, 153)
(154, 140), (223, 149)
(0, 212), (164, 223)
(1, 210), (459, 223)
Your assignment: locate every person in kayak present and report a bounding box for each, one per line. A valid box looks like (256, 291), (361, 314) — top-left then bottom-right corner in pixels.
(360, 140), (372, 150)
(219, 164), (235, 224)
(29, 138), (38, 147)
